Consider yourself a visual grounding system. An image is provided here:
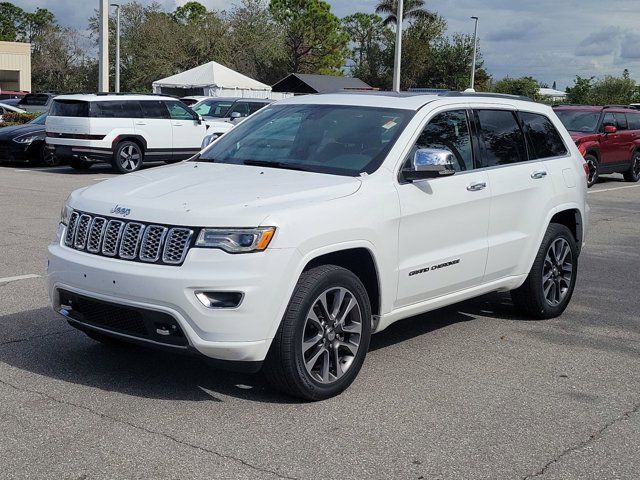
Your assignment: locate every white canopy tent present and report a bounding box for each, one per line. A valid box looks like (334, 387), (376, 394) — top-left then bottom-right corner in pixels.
(152, 61), (289, 99)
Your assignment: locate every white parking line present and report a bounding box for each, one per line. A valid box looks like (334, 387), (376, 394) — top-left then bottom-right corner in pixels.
(589, 184), (640, 194)
(0, 274), (41, 284)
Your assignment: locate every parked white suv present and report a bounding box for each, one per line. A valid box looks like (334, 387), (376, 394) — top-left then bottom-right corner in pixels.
(48, 92), (589, 400)
(46, 94), (207, 173)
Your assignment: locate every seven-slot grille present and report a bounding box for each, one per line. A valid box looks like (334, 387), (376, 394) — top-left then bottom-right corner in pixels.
(64, 211), (194, 266)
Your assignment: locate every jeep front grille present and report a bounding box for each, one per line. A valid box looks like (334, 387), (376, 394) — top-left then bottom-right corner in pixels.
(64, 210), (194, 266)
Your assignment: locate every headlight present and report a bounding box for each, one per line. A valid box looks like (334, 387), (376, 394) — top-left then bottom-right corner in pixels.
(195, 227), (275, 253)
(12, 134), (41, 144)
(60, 199), (73, 226)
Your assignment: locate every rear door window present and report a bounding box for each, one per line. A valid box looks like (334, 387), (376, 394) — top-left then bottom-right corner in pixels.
(140, 100), (169, 119)
(614, 113), (628, 130)
(247, 102), (268, 115)
(93, 101), (142, 118)
(628, 113), (640, 130)
(520, 112), (567, 159)
(229, 102), (250, 117)
(475, 109), (528, 167)
(50, 100), (90, 117)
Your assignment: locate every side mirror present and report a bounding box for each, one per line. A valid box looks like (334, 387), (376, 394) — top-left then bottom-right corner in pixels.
(604, 125), (617, 134)
(230, 111), (242, 119)
(197, 115), (203, 125)
(403, 148), (456, 181)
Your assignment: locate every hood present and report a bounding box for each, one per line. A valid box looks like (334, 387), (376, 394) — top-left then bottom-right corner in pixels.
(70, 161), (362, 227)
(569, 131), (599, 142)
(203, 119), (234, 133)
(0, 123), (45, 140)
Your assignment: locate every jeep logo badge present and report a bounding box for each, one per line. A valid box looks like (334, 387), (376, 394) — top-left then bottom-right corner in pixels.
(110, 205), (131, 217)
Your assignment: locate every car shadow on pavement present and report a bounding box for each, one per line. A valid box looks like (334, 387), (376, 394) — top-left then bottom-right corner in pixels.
(0, 296), (527, 404)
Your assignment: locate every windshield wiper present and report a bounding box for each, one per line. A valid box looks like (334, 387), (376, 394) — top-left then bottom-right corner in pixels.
(242, 159), (312, 172)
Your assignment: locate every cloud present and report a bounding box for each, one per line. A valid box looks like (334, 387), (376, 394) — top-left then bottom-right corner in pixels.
(620, 33), (640, 59)
(485, 20), (541, 42)
(575, 26), (621, 56)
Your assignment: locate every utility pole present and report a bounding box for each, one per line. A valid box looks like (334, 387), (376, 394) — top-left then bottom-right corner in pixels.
(98, 0), (109, 92)
(392, 0), (404, 92)
(470, 16), (479, 91)
(111, 3), (120, 93)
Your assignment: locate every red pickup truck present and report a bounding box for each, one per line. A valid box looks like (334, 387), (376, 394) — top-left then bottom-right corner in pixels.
(554, 105), (640, 187)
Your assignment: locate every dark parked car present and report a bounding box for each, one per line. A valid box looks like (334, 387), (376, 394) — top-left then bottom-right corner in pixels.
(0, 114), (59, 166)
(16, 92), (57, 113)
(554, 105), (640, 187)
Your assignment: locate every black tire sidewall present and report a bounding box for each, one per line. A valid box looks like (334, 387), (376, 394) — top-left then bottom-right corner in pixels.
(528, 224), (578, 318)
(112, 141), (143, 174)
(624, 151), (640, 182)
(284, 267), (372, 400)
(585, 154), (599, 187)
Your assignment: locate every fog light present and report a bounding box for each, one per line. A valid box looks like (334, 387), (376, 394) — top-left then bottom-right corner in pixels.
(195, 291), (244, 309)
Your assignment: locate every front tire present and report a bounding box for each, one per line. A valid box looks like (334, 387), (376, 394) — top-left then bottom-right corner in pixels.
(584, 154), (599, 188)
(511, 224), (578, 319)
(39, 144), (61, 167)
(112, 140), (143, 174)
(264, 265), (372, 401)
(623, 151), (640, 182)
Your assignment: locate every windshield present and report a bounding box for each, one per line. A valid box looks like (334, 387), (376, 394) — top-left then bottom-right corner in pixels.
(198, 104), (413, 176)
(192, 99), (234, 118)
(555, 110), (601, 133)
(29, 114), (46, 125)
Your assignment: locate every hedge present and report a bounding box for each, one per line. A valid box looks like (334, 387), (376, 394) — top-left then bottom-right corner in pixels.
(1, 112), (40, 125)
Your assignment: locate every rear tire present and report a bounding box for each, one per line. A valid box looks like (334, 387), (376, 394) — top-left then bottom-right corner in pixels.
(623, 150), (640, 182)
(69, 158), (92, 170)
(584, 153), (599, 188)
(511, 223), (578, 319)
(112, 140), (143, 174)
(263, 265), (372, 401)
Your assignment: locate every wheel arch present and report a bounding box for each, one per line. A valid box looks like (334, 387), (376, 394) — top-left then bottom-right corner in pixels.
(112, 135), (147, 151)
(549, 208), (583, 254)
(302, 247), (382, 322)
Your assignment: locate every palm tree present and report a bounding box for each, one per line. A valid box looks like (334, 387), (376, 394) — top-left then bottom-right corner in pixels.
(375, 0), (434, 26)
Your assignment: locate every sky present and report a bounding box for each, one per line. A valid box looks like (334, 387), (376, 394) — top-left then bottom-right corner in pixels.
(12, 0), (640, 89)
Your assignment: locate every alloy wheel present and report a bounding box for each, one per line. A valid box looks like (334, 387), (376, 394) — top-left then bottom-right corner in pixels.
(301, 287), (362, 384)
(119, 144), (141, 171)
(586, 157), (598, 185)
(633, 153), (640, 178)
(542, 238), (573, 306)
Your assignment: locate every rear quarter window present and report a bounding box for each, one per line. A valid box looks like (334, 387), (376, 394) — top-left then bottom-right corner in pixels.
(50, 100), (90, 117)
(520, 112), (568, 159)
(93, 101), (142, 118)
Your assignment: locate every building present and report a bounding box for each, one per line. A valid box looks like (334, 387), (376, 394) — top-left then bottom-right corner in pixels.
(0, 41), (31, 93)
(539, 87), (567, 102)
(152, 61), (289, 99)
(272, 74), (373, 95)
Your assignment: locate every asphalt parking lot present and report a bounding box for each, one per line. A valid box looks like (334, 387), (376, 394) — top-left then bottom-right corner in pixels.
(1, 163), (639, 480)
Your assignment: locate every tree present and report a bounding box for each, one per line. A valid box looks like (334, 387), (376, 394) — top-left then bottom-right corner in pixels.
(0, 2), (25, 41)
(228, 0), (285, 84)
(342, 13), (393, 87)
(493, 76), (541, 101)
(587, 75), (639, 105)
(269, 0), (348, 74)
(172, 1), (207, 24)
(374, 0), (434, 26)
(565, 76), (594, 104)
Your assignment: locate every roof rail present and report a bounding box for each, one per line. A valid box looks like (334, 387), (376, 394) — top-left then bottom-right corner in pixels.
(439, 91), (533, 102)
(603, 105), (632, 109)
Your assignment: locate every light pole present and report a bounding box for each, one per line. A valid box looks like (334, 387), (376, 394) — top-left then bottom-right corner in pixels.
(111, 3), (121, 93)
(470, 16), (479, 91)
(392, 0), (404, 92)
(98, 0), (109, 92)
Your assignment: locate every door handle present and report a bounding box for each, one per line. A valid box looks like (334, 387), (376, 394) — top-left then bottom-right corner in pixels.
(135, 122), (147, 125)
(531, 170), (548, 179)
(466, 181), (487, 191)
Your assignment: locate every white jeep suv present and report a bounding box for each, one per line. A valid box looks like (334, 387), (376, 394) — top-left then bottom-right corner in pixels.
(48, 92), (589, 400)
(46, 94), (207, 173)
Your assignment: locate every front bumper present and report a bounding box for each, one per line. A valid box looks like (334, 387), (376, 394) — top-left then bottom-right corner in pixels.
(48, 227), (301, 363)
(0, 139), (36, 162)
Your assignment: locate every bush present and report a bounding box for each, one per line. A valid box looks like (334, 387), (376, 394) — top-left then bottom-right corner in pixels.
(2, 112), (40, 124)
